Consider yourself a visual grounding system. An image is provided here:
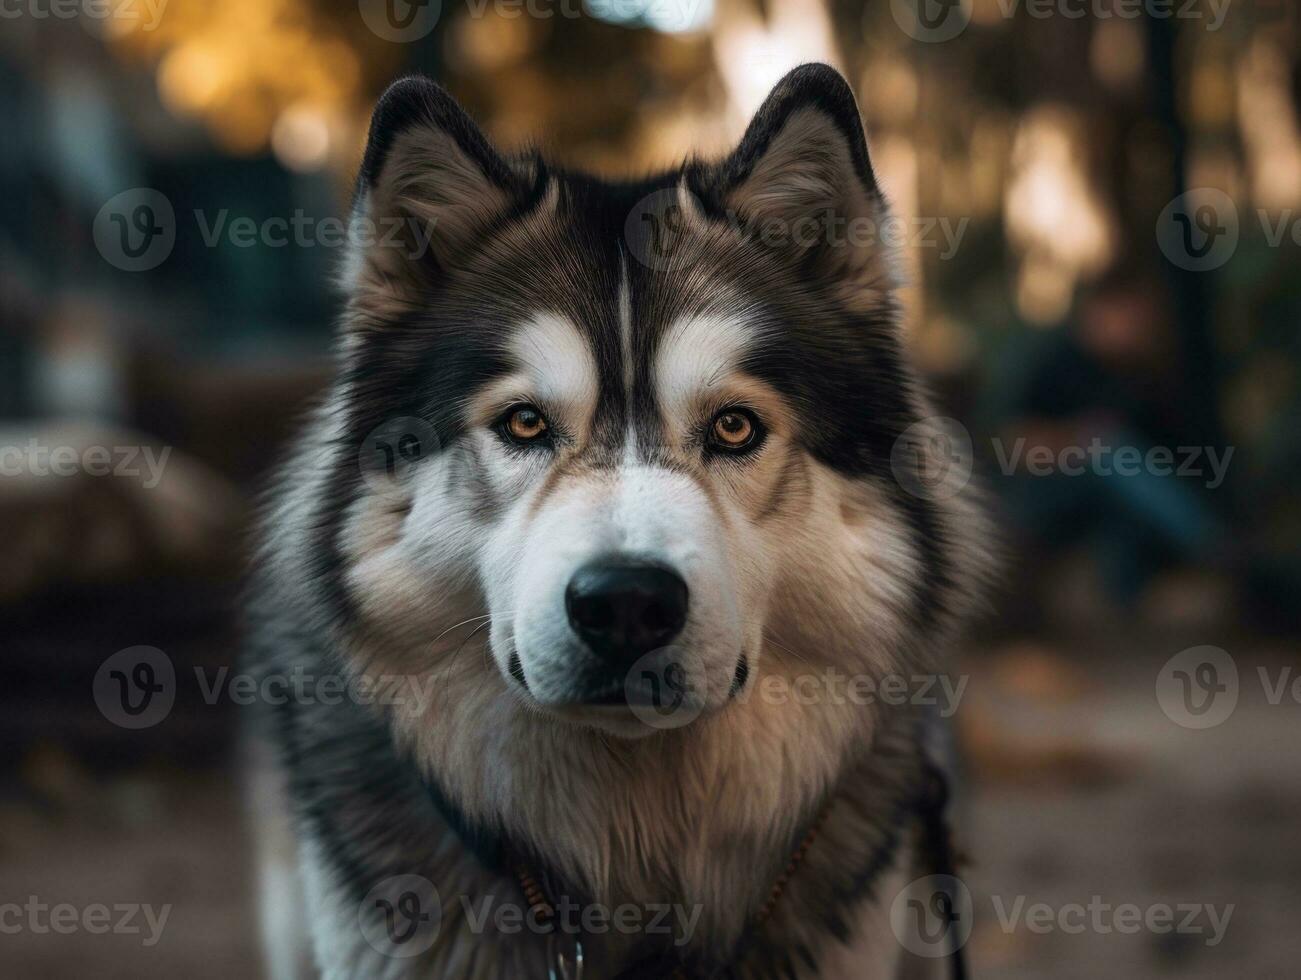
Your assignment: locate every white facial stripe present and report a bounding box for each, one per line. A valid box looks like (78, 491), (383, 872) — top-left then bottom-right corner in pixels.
(513, 312), (599, 405)
(655, 311), (758, 423)
(470, 313), (599, 430)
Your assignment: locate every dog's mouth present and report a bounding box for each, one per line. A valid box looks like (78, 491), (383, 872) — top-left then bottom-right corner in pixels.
(504, 650), (750, 736)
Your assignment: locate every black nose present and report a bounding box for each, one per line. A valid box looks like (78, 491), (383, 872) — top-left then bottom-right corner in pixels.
(565, 560), (689, 664)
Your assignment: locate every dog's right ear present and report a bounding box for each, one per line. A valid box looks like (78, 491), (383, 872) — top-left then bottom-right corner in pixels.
(343, 77), (536, 321)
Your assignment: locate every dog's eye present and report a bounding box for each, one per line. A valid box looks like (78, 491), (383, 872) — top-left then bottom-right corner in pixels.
(499, 405), (550, 445)
(707, 408), (763, 455)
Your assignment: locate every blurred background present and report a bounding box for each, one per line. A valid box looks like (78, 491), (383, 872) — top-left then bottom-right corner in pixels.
(1, 0), (1299, 977)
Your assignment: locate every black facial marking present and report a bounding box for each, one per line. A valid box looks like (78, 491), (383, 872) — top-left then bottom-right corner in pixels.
(730, 656), (750, 698)
(507, 652), (528, 691)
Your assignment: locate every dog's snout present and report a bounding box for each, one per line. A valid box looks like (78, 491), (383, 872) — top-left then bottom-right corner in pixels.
(565, 560), (688, 663)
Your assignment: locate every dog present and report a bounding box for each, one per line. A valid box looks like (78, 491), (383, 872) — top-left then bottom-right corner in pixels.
(243, 63), (991, 980)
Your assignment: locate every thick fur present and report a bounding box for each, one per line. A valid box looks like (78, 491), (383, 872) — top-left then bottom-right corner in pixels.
(244, 64), (991, 980)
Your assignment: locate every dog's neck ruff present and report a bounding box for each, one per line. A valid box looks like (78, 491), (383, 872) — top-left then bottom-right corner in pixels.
(513, 799), (833, 980)
(424, 726), (967, 980)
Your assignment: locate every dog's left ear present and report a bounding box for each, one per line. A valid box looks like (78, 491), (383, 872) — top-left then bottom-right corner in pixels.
(343, 77), (538, 321)
(708, 64), (897, 307)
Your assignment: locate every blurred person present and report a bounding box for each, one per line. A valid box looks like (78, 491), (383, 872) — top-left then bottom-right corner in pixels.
(984, 271), (1230, 613)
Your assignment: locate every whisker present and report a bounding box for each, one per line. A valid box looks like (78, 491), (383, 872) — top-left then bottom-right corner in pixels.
(762, 627), (813, 665)
(434, 618), (493, 713)
(430, 614), (491, 649)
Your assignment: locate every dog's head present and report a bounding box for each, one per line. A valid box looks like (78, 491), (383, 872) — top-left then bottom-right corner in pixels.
(300, 65), (981, 744)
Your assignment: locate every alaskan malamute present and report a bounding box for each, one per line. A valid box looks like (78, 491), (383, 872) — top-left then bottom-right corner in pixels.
(245, 63), (989, 979)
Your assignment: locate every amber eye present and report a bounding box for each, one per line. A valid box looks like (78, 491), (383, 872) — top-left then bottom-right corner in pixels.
(502, 405), (549, 443)
(708, 409), (762, 454)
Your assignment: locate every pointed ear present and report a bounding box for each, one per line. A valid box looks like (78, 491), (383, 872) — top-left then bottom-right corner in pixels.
(711, 64), (897, 309)
(344, 77), (537, 319)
